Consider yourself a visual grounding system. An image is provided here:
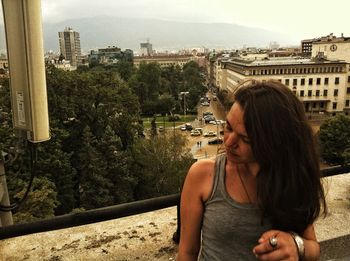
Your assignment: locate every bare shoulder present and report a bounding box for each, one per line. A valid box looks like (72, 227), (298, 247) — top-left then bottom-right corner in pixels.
(183, 158), (216, 202)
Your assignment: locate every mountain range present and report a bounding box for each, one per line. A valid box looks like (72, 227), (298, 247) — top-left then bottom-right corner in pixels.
(0, 16), (298, 54)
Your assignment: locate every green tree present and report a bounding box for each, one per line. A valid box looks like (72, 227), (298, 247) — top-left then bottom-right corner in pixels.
(131, 133), (193, 199)
(12, 176), (58, 224)
(182, 61), (207, 110)
(318, 114), (350, 165)
(76, 126), (113, 209)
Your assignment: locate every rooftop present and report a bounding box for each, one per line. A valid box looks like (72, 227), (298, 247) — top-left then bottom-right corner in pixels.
(0, 173), (349, 260)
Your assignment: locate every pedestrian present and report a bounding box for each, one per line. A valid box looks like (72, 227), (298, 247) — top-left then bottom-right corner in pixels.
(197, 141), (199, 148)
(177, 79), (327, 261)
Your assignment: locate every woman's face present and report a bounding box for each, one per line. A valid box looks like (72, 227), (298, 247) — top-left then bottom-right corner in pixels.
(224, 102), (256, 164)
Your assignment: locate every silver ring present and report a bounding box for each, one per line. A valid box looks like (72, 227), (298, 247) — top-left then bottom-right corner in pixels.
(269, 236), (278, 248)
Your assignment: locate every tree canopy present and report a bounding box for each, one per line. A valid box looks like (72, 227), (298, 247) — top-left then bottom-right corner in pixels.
(318, 114), (350, 165)
(0, 61), (200, 223)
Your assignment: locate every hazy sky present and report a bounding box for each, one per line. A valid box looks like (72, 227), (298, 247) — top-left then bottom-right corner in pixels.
(1, 0), (349, 42)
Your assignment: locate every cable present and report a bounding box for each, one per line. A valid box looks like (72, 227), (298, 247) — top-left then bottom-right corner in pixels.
(0, 142), (37, 212)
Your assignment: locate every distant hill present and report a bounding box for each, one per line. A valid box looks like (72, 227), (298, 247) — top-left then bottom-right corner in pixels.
(0, 16), (297, 53)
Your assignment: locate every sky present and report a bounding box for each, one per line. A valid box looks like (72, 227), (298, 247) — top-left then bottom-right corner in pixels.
(1, 0), (349, 44)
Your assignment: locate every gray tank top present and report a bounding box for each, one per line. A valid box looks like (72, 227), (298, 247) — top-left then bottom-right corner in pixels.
(199, 154), (272, 261)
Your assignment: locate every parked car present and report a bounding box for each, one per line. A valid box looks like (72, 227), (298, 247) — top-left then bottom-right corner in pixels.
(204, 115), (215, 123)
(159, 126), (165, 132)
(180, 126), (186, 131)
(204, 131), (217, 137)
(209, 120), (217, 125)
(185, 123), (193, 131)
(190, 130), (201, 136)
(194, 127), (203, 134)
(203, 111), (213, 117)
(216, 119), (226, 125)
(208, 138), (223, 145)
(201, 101), (210, 106)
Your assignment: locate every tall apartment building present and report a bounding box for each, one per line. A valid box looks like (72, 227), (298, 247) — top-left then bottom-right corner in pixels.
(58, 27), (81, 67)
(213, 34), (350, 115)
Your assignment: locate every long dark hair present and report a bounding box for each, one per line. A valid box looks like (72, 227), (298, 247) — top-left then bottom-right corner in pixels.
(234, 79), (327, 233)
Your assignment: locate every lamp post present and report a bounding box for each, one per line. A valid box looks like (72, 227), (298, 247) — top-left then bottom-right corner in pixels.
(180, 91), (189, 119)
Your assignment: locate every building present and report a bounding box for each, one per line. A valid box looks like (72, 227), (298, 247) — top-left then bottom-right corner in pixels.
(0, 58), (9, 77)
(140, 40), (153, 56)
(311, 34), (350, 63)
(58, 27), (82, 67)
(88, 46), (133, 65)
(301, 33), (345, 57)
(214, 55), (350, 115)
(133, 54), (194, 68)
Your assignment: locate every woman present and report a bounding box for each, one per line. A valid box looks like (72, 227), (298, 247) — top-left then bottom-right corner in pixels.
(177, 80), (327, 260)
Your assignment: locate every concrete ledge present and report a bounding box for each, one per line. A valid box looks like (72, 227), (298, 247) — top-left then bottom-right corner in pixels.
(0, 173), (348, 260)
(320, 234), (350, 260)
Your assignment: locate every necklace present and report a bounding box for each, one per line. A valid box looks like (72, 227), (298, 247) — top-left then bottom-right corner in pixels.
(237, 165), (252, 204)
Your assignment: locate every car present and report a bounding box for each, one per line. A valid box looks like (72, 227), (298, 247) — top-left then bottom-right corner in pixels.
(194, 127), (203, 134)
(209, 120), (217, 125)
(159, 126), (165, 132)
(203, 111), (213, 117)
(185, 123), (193, 131)
(180, 126), (186, 131)
(204, 131), (217, 137)
(201, 101), (210, 106)
(190, 130), (201, 136)
(216, 120), (226, 125)
(208, 138), (223, 145)
(204, 115), (215, 123)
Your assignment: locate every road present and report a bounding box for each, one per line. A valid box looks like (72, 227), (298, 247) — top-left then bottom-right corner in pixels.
(185, 91), (227, 159)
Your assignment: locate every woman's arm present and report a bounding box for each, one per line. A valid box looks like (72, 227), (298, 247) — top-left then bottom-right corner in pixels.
(253, 224), (320, 260)
(177, 160), (215, 261)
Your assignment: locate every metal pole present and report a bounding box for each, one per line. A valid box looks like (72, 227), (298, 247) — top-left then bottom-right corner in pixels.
(0, 153), (14, 227)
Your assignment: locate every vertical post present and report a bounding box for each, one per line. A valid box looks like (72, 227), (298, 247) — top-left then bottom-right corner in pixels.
(184, 93), (186, 117)
(0, 153), (14, 227)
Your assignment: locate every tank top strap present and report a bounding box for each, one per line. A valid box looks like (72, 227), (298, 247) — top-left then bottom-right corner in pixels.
(207, 153), (226, 202)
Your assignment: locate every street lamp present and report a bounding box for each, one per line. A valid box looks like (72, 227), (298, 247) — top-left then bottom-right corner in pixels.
(180, 91), (189, 117)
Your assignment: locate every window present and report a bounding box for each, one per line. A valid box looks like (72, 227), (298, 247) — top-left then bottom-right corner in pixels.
(293, 79), (297, 86)
(324, 78), (329, 85)
(348, 76), (350, 83)
(316, 90), (320, 96)
(346, 100), (350, 107)
(308, 78), (313, 85)
(316, 78), (321, 85)
(320, 102), (324, 108)
(312, 102), (316, 108)
(347, 87), (350, 94)
(300, 90), (304, 97)
(285, 79), (290, 85)
(301, 78), (305, 85)
(332, 102), (337, 109)
(334, 89), (338, 96)
(335, 77), (340, 84)
(308, 90), (312, 96)
(323, 89), (328, 96)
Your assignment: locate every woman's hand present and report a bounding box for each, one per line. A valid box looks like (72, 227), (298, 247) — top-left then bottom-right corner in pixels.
(253, 230), (299, 261)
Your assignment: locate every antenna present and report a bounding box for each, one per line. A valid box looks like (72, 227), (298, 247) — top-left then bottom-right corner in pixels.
(2, 0), (50, 142)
